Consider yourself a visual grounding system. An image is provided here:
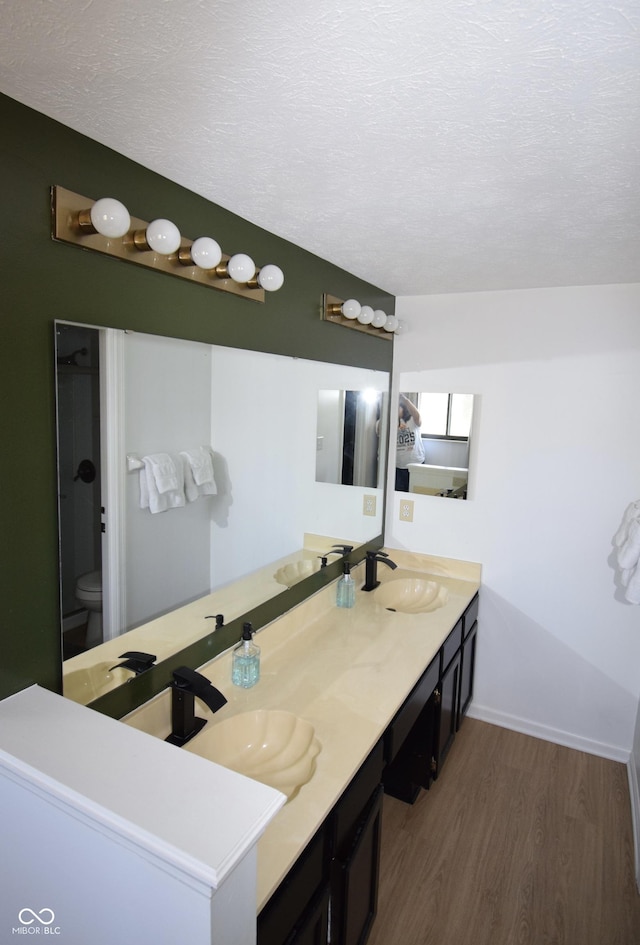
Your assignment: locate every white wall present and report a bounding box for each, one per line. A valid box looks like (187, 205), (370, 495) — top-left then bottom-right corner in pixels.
(125, 333), (213, 628)
(209, 349), (388, 588)
(387, 283), (640, 760)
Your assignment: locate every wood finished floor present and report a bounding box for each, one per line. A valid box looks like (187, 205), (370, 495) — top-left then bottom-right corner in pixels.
(368, 719), (640, 945)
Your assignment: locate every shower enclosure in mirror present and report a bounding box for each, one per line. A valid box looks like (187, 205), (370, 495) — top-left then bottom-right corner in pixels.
(55, 322), (390, 703)
(315, 388), (384, 489)
(396, 390), (475, 499)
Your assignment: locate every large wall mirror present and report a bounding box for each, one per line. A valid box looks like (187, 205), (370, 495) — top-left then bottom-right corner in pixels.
(395, 390), (475, 498)
(55, 322), (389, 702)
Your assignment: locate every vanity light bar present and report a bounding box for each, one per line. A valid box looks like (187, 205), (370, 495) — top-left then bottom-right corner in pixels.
(321, 294), (397, 339)
(51, 186), (285, 303)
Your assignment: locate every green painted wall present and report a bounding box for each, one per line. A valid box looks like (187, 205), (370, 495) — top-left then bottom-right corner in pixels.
(0, 92), (394, 703)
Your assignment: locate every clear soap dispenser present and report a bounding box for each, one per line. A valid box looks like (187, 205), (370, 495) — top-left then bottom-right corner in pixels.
(232, 622), (261, 688)
(336, 562), (356, 608)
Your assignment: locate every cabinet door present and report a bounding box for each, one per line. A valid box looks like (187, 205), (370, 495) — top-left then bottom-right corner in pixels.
(284, 884), (330, 945)
(332, 785), (384, 945)
(457, 620), (477, 729)
(435, 650), (460, 776)
(258, 825), (330, 945)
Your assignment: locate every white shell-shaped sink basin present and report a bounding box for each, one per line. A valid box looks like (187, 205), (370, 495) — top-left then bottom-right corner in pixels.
(374, 577), (449, 614)
(274, 559), (321, 588)
(184, 709), (321, 800)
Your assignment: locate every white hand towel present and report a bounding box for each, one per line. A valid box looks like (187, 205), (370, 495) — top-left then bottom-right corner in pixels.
(180, 448), (217, 502)
(140, 455), (186, 514)
(624, 562), (640, 605)
(181, 447), (214, 486)
(145, 452), (179, 494)
(617, 518), (640, 571)
(613, 500), (640, 547)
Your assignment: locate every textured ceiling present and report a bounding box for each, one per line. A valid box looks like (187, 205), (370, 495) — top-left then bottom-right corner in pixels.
(1, 0), (639, 296)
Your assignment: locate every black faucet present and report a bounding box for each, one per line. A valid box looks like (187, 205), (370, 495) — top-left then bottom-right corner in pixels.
(362, 550), (397, 591)
(165, 666), (227, 747)
(331, 544), (354, 556)
(109, 651), (156, 675)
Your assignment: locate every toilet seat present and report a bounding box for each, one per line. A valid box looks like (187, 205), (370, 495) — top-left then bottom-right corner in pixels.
(76, 570), (102, 603)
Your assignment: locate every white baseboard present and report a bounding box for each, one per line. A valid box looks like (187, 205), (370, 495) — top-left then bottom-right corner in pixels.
(467, 702), (630, 764)
(628, 753), (640, 893)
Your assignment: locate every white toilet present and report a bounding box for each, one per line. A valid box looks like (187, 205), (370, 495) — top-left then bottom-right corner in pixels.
(75, 570), (103, 648)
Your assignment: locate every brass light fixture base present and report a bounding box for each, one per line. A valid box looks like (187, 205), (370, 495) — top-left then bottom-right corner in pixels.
(321, 294), (393, 340)
(51, 186), (265, 303)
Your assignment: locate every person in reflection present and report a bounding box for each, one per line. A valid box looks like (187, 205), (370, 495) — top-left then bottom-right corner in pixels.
(395, 393), (424, 491)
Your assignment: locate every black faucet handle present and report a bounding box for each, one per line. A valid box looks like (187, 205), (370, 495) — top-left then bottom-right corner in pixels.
(172, 665), (208, 691)
(172, 666), (227, 713)
(331, 544), (354, 554)
(109, 651), (156, 674)
(367, 549), (388, 559)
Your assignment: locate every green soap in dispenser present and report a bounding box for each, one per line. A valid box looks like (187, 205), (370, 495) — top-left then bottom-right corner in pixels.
(232, 622), (261, 688)
(336, 562), (355, 608)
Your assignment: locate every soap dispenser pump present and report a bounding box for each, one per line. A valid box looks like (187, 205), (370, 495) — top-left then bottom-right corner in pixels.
(232, 622), (261, 688)
(336, 562), (356, 609)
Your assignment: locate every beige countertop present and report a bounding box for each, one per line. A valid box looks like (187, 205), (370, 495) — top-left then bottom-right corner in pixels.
(124, 548), (481, 910)
(63, 533), (353, 704)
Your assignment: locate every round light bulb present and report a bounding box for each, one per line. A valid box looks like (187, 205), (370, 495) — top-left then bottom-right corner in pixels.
(90, 198), (130, 238)
(227, 253), (256, 283)
(372, 309), (387, 328)
(146, 219), (181, 255)
(341, 299), (361, 319)
(190, 236), (222, 270)
(257, 264), (284, 292)
(384, 315), (399, 332)
(357, 305), (374, 325)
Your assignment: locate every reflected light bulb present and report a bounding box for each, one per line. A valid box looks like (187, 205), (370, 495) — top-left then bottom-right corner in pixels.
(90, 198), (131, 238)
(257, 264), (284, 292)
(341, 299), (361, 319)
(146, 219), (181, 255)
(190, 236), (222, 270)
(372, 309), (387, 328)
(384, 315), (399, 332)
(357, 305), (374, 325)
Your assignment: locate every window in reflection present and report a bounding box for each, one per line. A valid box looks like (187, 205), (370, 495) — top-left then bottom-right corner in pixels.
(396, 392), (475, 499)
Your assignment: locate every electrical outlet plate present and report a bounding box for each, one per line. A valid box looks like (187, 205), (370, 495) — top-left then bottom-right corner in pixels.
(399, 498), (414, 522)
(363, 495), (377, 517)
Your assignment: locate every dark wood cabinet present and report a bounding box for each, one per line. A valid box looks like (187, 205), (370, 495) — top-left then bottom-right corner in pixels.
(258, 592), (479, 945)
(331, 785), (383, 945)
(258, 824), (331, 945)
(435, 648), (460, 772)
(383, 593), (479, 800)
(258, 741), (384, 945)
(282, 885), (330, 945)
(458, 619), (477, 728)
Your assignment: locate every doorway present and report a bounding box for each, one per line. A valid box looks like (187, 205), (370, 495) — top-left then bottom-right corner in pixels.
(55, 323), (102, 657)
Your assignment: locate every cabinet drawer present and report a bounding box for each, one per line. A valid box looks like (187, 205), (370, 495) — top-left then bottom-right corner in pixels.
(333, 739), (384, 857)
(441, 617), (463, 671)
(463, 593), (479, 637)
(258, 824), (330, 945)
(384, 656), (439, 764)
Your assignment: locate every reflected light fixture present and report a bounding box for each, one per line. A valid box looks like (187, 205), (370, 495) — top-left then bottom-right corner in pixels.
(52, 185), (284, 303)
(321, 294), (396, 339)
